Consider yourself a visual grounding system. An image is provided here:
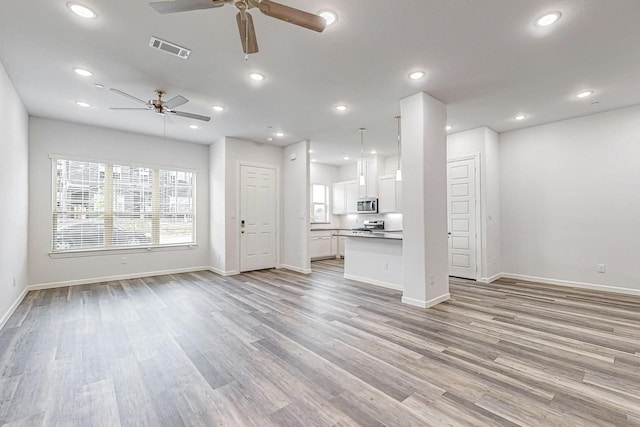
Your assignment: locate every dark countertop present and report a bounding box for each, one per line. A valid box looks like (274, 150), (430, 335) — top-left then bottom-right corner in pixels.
(334, 231), (403, 240)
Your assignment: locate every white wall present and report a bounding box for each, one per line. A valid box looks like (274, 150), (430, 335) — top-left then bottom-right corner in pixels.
(0, 62), (29, 328)
(209, 138), (226, 273)
(282, 141), (310, 272)
(448, 127), (502, 280)
(400, 92), (449, 307)
(222, 137), (284, 274)
(500, 105), (640, 293)
(28, 118), (210, 286)
(383, 155), (400, 176)
(338, 162), (357, 181)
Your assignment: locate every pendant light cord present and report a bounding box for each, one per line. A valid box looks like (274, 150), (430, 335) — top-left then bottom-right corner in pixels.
(359, 128), (366, 186)
(395, 116), (402, 181)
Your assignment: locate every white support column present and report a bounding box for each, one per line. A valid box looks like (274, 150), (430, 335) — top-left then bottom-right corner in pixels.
(400, 92), (450, 308)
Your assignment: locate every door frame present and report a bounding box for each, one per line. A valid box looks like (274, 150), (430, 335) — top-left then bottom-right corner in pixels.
(447, 154), (482, 281)
(236, 161), (281, 272)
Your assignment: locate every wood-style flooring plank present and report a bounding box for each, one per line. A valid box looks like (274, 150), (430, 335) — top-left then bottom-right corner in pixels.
(1, 261), (640, 426)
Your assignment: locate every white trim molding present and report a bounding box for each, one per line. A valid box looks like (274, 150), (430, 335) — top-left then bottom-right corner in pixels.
(344, 273), (403, 291)
(0, 287), (30, 331)
(279, 264), (312, 275)
(208, 267), (240, 277)
(402, 293), (451, 309)
(478, 273), (502, 284)
(28, 266), (211, 291)
(498, 273), (640, 297)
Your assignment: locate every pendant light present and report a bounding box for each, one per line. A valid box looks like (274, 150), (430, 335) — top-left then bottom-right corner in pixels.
(358, 128), (366, 186)
(395, 116), (402, 181)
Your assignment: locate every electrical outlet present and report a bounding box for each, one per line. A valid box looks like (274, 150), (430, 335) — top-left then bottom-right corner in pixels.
(383, 262), (389, 271)
(597, 264), (606, 273)
(120, 256), (127, 265)
(12, 277), (16, 287)
(430, 274), (435, 285)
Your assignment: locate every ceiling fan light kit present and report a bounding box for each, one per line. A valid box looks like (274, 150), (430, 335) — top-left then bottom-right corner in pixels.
(109, 88), (211, 122)
(148, 0), (327, 55)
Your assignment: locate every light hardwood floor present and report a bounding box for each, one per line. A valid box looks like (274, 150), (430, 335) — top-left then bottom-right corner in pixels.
(1, 259), (639, 426)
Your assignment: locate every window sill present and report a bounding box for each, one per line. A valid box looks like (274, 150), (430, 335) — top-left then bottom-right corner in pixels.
(49, 243), (198, 259)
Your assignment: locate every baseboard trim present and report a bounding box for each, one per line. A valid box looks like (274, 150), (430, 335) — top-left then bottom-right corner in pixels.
(0, 287), (30, 331)
(402, 293), (451, 309)
(28, 266), (212, 291)
(280, 264), (312, 274)
(478, 273), (502, 284)
(497, 273), (640, 297)
(343, 273), (402, 291)
(208, 267), (240, 277)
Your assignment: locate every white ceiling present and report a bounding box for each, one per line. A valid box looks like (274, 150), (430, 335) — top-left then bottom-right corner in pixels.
(2, 0), (640, 165)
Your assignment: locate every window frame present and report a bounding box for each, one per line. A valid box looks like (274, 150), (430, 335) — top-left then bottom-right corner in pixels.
(310, 183), (331, 224)
(50, 154), (197, 255)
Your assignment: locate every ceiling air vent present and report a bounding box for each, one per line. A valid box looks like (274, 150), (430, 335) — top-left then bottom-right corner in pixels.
(149, 36), (191, 60)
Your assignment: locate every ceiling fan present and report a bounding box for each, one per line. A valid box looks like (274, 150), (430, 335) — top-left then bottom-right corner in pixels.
(109, 88), (211, 122)
(148, 0), (327, 54)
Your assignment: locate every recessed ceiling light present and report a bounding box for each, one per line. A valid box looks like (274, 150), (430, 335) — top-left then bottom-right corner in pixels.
(249, 72), (265, 81)
(212, 105), (225, 112)
(370, 150), (377, 155)
(76, 101), (91, 108)
(577, 90), (594, 98)
(343, 156), (350, 160)
(409, 71), (426, 80)
(311, 159), (317, 162)
(514, 114), (527, 121)
(319, 10), (337, 26)
(94, 83), (104, 89)
(335, 105), (348, 112)
(535, 11), (561, 27)
(267, 137), (273, 141)
(276, 132), (284, 137)
(73, 67), (93, 77)
(445, 125), (453, 131)
(67, 3), (97, 18)
(189, 124), (199, 129)
(308, 149), (314, 153)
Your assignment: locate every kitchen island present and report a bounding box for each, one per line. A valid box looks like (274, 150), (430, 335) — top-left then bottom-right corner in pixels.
(335, 231), (403, 290)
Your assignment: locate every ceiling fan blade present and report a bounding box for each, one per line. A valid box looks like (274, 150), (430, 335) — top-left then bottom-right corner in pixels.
(109, 107), (152, 110)
(109, 88), (150, 106)
(149, 0), (225, 14)
(171, 111), (211, 121)
(255, 0), (326, 32)
(164, 95), (189, 110)
(236, 12), (259, 54)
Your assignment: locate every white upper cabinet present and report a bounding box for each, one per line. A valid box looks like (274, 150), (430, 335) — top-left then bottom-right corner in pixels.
(378, 174), (402, 213)
(357, 155), (383, 198)
(332, 182), (346, 214)
(332, 180), (358, 215)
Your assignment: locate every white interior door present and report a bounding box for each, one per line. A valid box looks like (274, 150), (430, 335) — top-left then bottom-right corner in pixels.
(447, 158), (478, 279)
(240, 165), (277, 272)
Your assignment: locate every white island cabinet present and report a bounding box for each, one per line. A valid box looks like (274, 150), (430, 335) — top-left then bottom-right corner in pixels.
(340, 233), (403, 290)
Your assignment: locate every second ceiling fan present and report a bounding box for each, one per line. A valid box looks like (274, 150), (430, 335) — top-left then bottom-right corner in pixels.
(149, 0), (327, 54)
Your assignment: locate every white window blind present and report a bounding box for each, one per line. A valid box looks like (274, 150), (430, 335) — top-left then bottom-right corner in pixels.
(52, 158), (195, 252)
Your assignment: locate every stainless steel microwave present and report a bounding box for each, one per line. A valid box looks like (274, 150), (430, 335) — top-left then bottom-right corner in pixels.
(357, 198), (378, 214)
